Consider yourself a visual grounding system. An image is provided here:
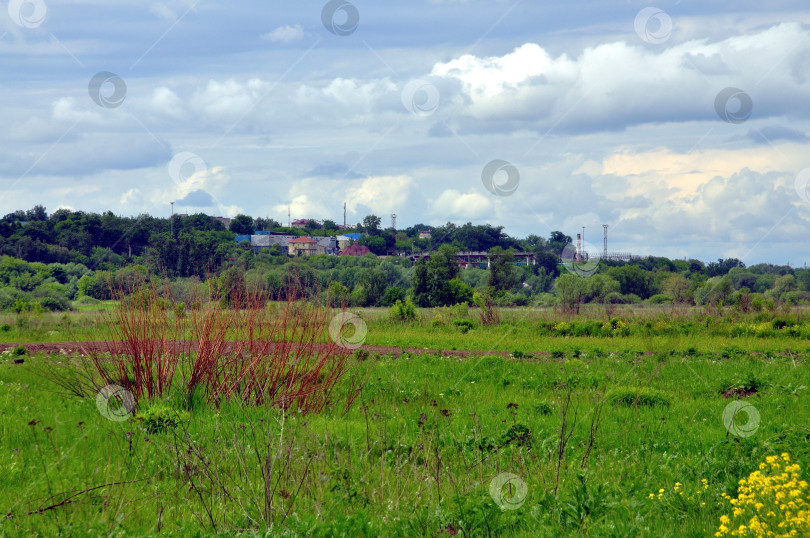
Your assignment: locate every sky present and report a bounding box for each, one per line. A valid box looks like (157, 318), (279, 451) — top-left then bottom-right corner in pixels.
(2, 0), (810, 265)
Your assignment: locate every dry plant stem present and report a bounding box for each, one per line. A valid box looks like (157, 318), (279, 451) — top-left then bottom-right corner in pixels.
(554, 386), (577, 496)
(88, 274), (359, 414)
(25, 478), (151, 516)
(581, 394), (604, 470)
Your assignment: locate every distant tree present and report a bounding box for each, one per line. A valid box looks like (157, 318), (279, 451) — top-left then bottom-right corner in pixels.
(359, 235), (386, 255)
(255, 217), (280, 230)
(305, 219), (322, 230)
(362, 215), (381, 235)
(662, 273), (693, 304)
(688, 260), (705, 274)
(488, 247), (520, 293)
(229, 214), (254, 235)
(706, 258), (745, 277)
(547, 231), (572, 254)
(534, 251), (560, 278)
(322, 219), (338, 230)
(411, 244), (460, 307)
(555, 273), (588, 314)
(26, 205), (48, 221)
(608, 265), (653, 299)
(357, 267), (387, 306)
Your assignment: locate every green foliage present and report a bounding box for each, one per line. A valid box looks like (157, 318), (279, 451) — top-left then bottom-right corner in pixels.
(500, 423), (533, 447)
(453, 319), (475, 334)
(381, 286), (404, 307)
(136, 403), (190, 434)
(2, 312), (810, 536)
(389, 299), (417, 322)
(607, 387), (672, 408)
(411, 244), (462, 307)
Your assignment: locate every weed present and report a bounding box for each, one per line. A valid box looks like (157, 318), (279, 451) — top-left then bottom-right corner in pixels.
(607, 387), (672, 408)
(137, 403), (189, 434)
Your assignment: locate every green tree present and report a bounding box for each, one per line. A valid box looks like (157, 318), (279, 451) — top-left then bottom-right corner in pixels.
(359, 235), (386, 255)
(362, 214), (382, 235)
(555, 273), (588, 314)
(608, 265), (653, 299)
(411, 245), (461, 306)
(487, 247), (520, 293)
(255, 217), (280, 230)
(229, 214), (255, 235)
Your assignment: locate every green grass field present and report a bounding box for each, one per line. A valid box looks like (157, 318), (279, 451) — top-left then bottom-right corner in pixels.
(1, 305), (809, 536)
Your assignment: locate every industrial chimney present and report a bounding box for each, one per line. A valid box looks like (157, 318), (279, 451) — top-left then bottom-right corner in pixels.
(576, 233), (582, 263)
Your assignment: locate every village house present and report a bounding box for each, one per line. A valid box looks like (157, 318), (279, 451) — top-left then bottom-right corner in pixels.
(289, 236), (324, 256)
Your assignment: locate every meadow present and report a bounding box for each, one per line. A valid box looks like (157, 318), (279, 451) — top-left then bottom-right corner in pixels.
(1, 302), (809, 536)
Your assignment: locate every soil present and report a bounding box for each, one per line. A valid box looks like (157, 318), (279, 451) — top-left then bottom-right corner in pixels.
(0, 341), (525, 359)
(721, 387), (759, 398)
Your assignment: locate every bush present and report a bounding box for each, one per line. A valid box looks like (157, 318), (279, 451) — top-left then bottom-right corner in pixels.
(604, 292), (626, 304)
(35, 296), (68, 311)
(453, 319), (475, 334)
(173, 302), (186, 319)
(381, 286), (405, 307)
(646, 294), (672, 304)
(607, 387), (671, 408)
(137, 403), (190, 435)
(389, 299), (417, 322)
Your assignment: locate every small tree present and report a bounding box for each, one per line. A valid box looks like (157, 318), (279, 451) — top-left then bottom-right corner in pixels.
(555, 273), (588, 314)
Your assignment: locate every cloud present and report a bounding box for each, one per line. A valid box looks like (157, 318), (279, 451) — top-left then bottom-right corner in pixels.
(121, 189), (141, 205)
(429, 189), (492, 219)
(189, 78), (268, 121)
(150, 87), (185, 118)
(261, 24), (304, 43)
(429, 23), (810, 133)
(345, 175), (414, 214)
(271, 194), (330, 222)
(305, 163), (366, 179)
(175, 189), (216, 206)
(596, 143), (806, 200)
(745, 126), (807, 145)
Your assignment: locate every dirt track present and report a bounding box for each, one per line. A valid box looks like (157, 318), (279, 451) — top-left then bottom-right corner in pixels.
(0, 341), (521, 359)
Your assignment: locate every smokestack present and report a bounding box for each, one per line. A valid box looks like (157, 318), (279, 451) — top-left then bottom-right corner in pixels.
(576, 233), (582, 263)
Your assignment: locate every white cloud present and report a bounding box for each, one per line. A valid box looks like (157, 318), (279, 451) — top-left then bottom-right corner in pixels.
(261, 24), (304, 43)
(189, 78), (268, 121)
(430, 189), (491, 219)
(271, 194), (330, 222)
(121, 188), (141, 205)
(345, 175), (414, 214)
(150, 87), (185, 118)
(430, 23), (810, 130)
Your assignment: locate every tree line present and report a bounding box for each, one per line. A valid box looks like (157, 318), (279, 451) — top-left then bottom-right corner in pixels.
(0, 206), (808, 312)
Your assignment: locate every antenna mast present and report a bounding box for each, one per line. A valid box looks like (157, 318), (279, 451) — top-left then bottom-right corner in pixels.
(603, 224), (608, 259)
